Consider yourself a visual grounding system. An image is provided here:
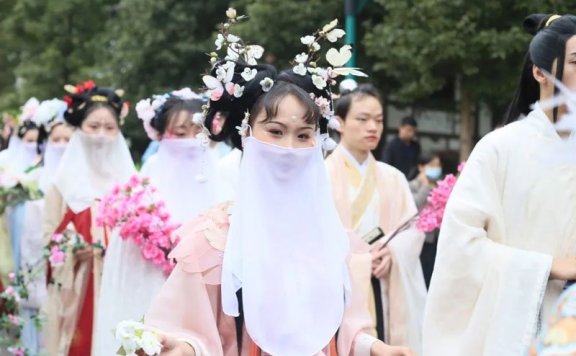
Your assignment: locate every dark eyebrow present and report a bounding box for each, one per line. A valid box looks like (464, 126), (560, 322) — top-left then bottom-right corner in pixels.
(265, 120), (287, 128)
(298, 125), (315, 130)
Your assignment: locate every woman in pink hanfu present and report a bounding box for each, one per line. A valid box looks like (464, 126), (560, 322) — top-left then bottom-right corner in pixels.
(143, 45), (413, 355)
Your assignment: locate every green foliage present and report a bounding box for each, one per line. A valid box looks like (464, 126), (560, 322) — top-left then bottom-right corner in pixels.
(3, 0), (576, 155)
(364, 0), (576, 110)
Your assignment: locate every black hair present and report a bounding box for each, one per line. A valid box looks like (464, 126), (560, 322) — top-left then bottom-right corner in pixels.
(505, 14), (576, 124)
(334, 83), (383, 120)
(204, 61), (331, 150)
(150, 97), (204, 136)
(17, 121), (43, 154)
(17, 121), (39, 139)
(401, 116), (417, 127)
(418, 151), (439, 166)
(64, 85), (124, 127)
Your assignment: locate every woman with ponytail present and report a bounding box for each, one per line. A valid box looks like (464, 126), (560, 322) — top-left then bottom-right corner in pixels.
(423, 14), (576, 355)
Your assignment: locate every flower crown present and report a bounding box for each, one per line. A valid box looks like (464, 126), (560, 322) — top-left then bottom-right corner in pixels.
(203, 10), (267, 103)
(292, 19), (367, 137)
(32, 99), (67, 131)
(63, 80), (128, 126)
(203, 10), (368, 150)
(19, 98), (40, 124)
(135, 88), (210, 144)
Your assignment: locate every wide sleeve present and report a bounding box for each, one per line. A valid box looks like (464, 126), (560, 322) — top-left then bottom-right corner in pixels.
(144, 264), (224, 356)
(42, 184), (64, 242)
(144, 203), (233, 356)
(379, 167), (426, 352)
(422, 134), (552, 355)
(337, 250), (378, 356)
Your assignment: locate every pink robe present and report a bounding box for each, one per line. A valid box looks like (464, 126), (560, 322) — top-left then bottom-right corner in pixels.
(145, 202), (378, 355)
(325, 146), (426, 353)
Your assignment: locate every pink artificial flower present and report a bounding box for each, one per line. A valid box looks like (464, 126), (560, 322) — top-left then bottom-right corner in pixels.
(51, 233), (64, 243)
(458, 161), (466, 173)
(210, 88), (224, 101)
(49, 246), (66, 267)
(7, 346), (26, 356)
(8, 272), (15, 280)
(8, 314), (20, 326)
(416, 173), (458, 233)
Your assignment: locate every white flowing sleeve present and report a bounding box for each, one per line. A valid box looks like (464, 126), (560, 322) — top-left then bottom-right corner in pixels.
(422, 133), (552, 356)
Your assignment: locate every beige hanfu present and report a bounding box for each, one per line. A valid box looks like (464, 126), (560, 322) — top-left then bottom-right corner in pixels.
(422, 105), (576, 355)
(326, 145), (426, 354)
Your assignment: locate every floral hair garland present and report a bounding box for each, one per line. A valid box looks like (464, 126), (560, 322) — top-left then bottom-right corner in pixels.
(31, 98), (67, 131)
(134, 87), (209, 146)
(292, 18), (368, 134)
(202, 10), (267, 103)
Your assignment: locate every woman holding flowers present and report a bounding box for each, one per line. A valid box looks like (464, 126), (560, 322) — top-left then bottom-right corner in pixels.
(94, 88), (219, 355)
(136, 12), (412, 356)
(41, 81), (135, 355)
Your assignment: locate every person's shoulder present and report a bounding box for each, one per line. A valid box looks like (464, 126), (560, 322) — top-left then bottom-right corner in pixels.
(375, 160), (408, 183)
(169, 201), (232, 283)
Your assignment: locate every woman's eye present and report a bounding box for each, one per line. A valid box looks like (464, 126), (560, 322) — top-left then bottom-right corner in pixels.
(298, 134), (311, 140)
(269, 129), (283, 136)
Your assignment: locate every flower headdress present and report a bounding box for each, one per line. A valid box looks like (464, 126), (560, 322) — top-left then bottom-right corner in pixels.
(202, 10), (267, 103)
(290, 19), (368, 150)
(135, 87), (208, 143)
(63, 80), (128, 127)
(32, 98), (67, 132)
(19, 98), (40, 123)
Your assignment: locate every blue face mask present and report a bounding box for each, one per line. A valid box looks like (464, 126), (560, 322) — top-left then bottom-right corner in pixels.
(425, 166), (442, 181)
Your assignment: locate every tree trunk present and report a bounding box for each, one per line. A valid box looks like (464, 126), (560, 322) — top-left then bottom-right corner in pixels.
(459, 88), (474, 161)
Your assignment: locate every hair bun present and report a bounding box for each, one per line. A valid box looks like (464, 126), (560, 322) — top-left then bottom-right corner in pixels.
(524, 14), (553, 35)
(63, 85), (124, 127)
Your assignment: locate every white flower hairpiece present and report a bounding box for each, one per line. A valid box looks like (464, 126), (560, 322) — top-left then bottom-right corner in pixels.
(135, 88), (204, 140)
(20, 97), (40, 122)
(32, 98), (67, 129)
(260, 77), (274, 92)
(289, 19), (370, 151)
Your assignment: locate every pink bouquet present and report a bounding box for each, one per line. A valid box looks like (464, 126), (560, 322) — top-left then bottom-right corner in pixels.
(416, 163), (465, 233)
(96, 175), (180, 273)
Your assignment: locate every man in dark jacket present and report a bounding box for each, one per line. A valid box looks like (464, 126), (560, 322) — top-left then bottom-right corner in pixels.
(381, 116), (420, 179)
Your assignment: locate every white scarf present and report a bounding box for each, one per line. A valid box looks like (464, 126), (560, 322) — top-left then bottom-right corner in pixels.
(221, 136), (350, 355)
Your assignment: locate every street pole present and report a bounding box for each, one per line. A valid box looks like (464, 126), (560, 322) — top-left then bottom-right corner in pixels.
(344, 0), (356, 68)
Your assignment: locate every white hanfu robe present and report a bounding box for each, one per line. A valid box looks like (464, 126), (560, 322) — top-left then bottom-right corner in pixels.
(423, 105), (576, 355)
(326, 145), (426, 354)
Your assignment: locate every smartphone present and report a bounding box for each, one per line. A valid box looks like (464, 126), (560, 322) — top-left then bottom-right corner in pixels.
(362, 227), (385, 245)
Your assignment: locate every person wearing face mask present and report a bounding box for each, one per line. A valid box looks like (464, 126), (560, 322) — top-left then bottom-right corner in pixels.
(10, 98), (75, 354)
(93, 88), (219, 355)
(0, 98), (43, 175)
(41, 80), (136, 356)
(326, 84), (426, 354)
(409, 153), (442, 211)
(133, 14), (413, 356)
(423, 14), (576, 355)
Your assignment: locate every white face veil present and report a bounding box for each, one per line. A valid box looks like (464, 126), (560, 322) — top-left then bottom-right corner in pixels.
(221, 136), (351, 355)
(52, 130), (136, 212)
(140, 137), (217, 223)
(39, 142), (67, 193)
